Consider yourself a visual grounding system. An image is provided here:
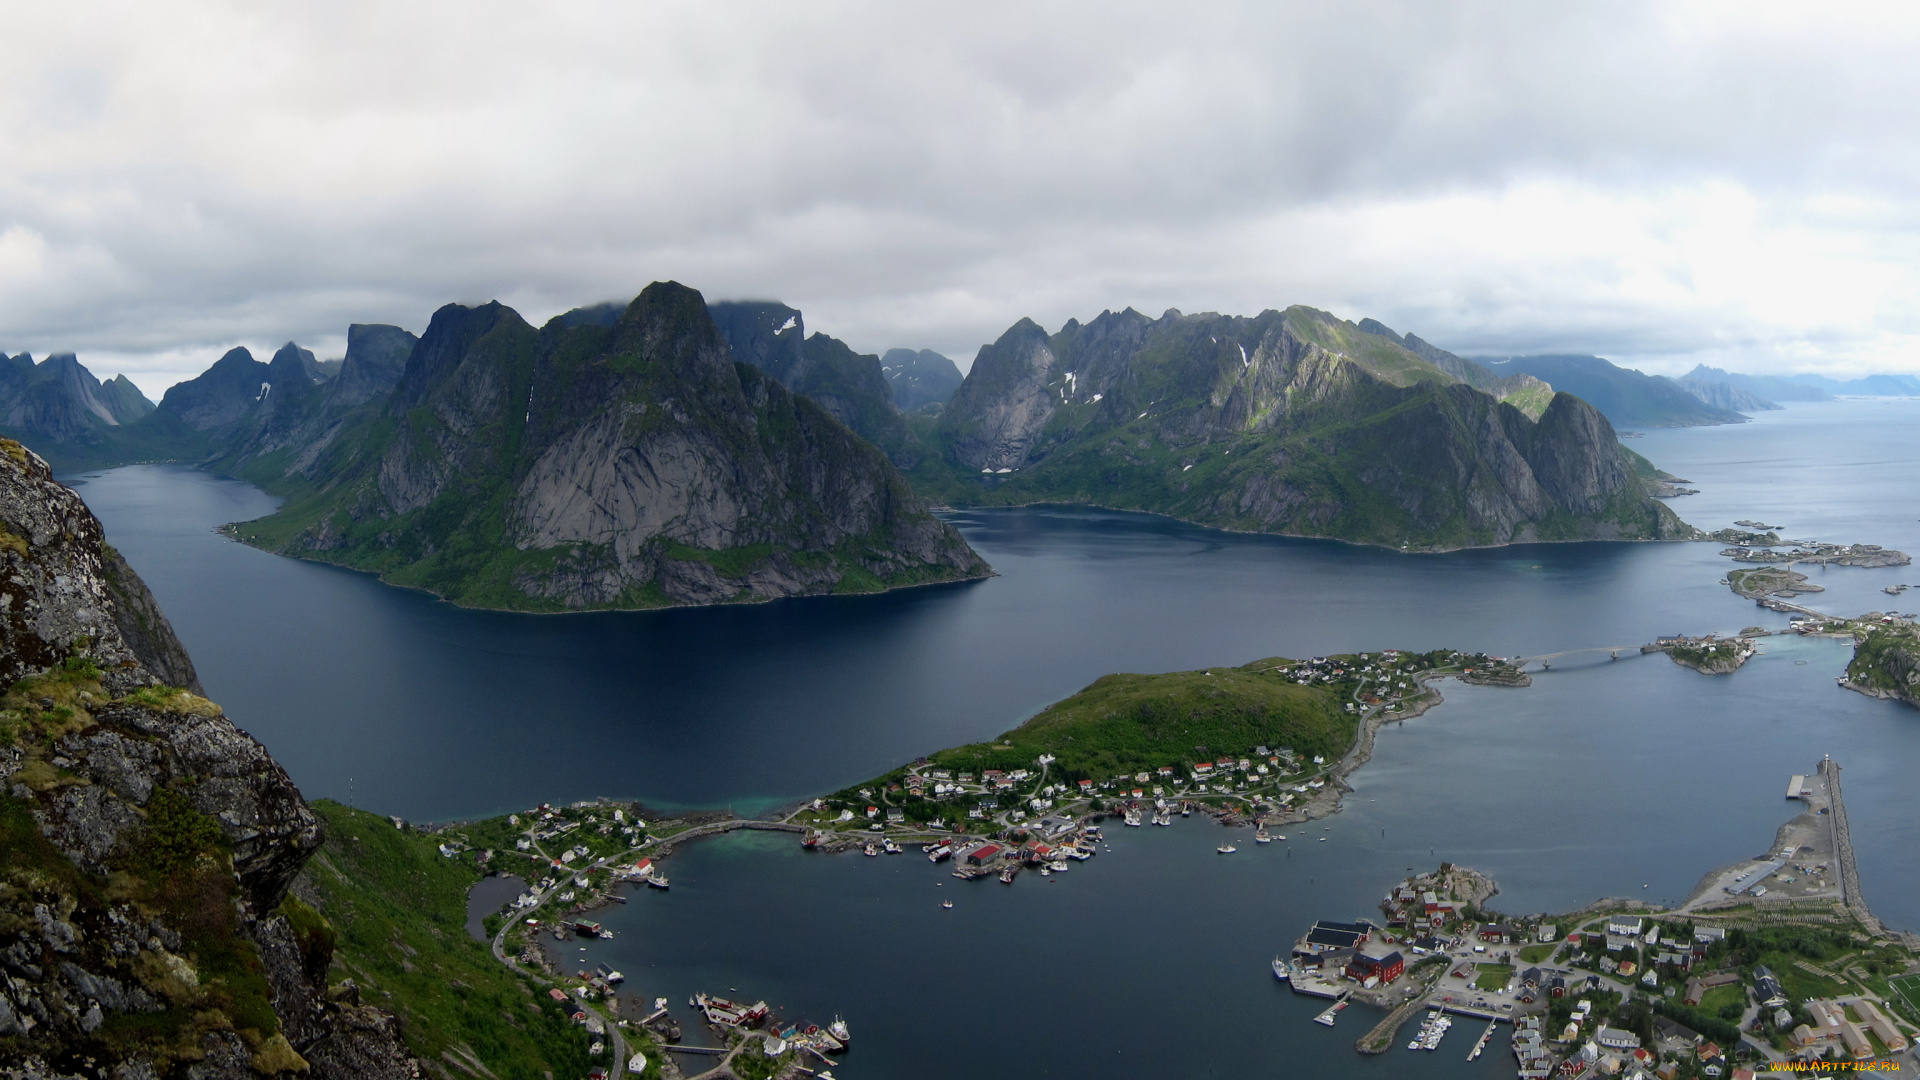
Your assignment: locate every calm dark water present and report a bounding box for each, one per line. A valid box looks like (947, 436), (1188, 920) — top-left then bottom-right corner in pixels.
(68, 398), (1920, 1080)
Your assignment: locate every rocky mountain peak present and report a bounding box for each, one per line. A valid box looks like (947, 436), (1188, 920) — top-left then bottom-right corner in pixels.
(328, 323), (417, 408)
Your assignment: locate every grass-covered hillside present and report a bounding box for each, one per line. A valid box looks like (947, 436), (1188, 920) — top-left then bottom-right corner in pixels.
(298, 801), (596, 1079)
(1848, 624), (1920, 708)
(909, 660), (1352, 783)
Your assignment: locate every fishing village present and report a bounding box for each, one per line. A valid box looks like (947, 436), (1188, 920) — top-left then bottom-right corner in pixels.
(1272, 758), (1920, 1079)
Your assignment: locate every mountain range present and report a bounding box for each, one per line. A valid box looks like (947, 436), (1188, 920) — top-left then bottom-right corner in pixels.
(1478, 355), (1750, 429)
(0, 352), (155, 454)
(904, 306), (1689, 549)
(25, 289), (1876, 596)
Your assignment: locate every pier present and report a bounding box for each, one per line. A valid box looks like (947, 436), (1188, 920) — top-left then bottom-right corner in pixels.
(1820, 757), (1882, 936)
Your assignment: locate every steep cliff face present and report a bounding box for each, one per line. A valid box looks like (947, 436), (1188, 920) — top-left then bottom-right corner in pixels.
(708, 300), (927, 468)
(0, 355), (156, 460)
(0, 440), (414, 1078)
(880, 348), (964, 413)
(231, 282), (989, 610)
(926, 306), (1689, 550)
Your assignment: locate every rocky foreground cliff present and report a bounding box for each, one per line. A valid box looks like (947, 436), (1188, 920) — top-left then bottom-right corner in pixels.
(227, 282), (989, 611)
(919, 306), (1692, 550)
(0, 439), (415, 1078)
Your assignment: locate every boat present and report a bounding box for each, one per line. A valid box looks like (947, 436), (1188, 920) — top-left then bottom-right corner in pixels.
(1180, 803), (1191, 817)
(1123, 809), (1142, 827)
(1217, 844), (1237, 854)
(1152, 811), (1171, 826)
(801, 832), (820, 849)
(1254, 828), (1272, 844)
(882, 837), (900, 854)
(999, 864), (1020, 884)
(1039, 866), (1050, 876)
(942, 900), (953, 909)
(1271, 956), (1291, 981)
(1313, 1001), (1347, 1026)
(829, 1016), (850, 1046)
(1272, 834), (1286, 841)
(645, 871), (669, 889)
(1048, 859), (1069, 872)
(1407, 1009), (1452, 1051)
(596, 963), (624, 983)
(1317, 836), (1327, 842)
(862, 843), (878, 857)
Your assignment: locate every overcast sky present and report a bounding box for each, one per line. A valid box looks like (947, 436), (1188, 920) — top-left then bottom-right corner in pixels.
(5, 2), (1920, 398)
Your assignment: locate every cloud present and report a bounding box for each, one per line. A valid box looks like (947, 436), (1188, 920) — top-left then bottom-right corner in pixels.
(3, 0), (1920, 396)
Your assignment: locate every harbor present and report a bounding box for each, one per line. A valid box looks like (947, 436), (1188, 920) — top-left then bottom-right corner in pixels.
(1273, 756), (1920, 1078)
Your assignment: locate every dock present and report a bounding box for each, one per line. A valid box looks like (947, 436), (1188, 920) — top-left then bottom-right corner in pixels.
(1467, 1019), (1497, 1060)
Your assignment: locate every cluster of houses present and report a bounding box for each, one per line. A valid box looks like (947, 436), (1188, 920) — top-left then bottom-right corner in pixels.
(830, 743), (1328, 833)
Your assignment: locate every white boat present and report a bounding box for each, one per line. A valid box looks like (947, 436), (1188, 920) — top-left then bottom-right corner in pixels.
(829, 1016), (850, 1045)
(1313, 1001), (1347, 1026)
(882, 837), (900, 854)
(1271, 956), (1291, 981)
(1254, 828), (1272, 843)
(1272, 834), (1286, 841)
(862, 843), (878, 857)
(645, 872), (669, 889)
(1216, 844), (1237, 854)
(941, 900), (953, 909)
(1123, 809), (1142, 827)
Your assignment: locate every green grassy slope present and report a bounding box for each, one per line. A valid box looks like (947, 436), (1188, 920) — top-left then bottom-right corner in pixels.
(904, 660), (1352, 782)
(299, 801), (598, 1078)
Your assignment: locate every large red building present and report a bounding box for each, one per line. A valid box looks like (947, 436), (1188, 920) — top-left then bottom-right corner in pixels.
(1347, 950), (1406, 985)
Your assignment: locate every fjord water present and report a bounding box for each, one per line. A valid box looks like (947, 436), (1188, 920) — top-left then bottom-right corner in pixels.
(71, 399), (1920, 1079)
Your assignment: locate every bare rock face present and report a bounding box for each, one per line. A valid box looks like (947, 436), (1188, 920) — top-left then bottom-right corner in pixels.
(0, 441), (416, 1078)
(235, 282), (990, 611)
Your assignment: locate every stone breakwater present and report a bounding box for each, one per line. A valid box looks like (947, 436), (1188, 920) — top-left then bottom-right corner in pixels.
(1821, 758), (1884, 938)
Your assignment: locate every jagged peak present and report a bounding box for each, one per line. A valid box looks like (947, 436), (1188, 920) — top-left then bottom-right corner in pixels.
(394, 300), (528, 406)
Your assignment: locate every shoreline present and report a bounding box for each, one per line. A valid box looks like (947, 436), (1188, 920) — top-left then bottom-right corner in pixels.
(933, 497), (1694, 556)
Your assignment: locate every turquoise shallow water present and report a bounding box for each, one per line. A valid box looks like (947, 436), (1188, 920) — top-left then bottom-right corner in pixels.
(68, 397), (1920, 1079)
